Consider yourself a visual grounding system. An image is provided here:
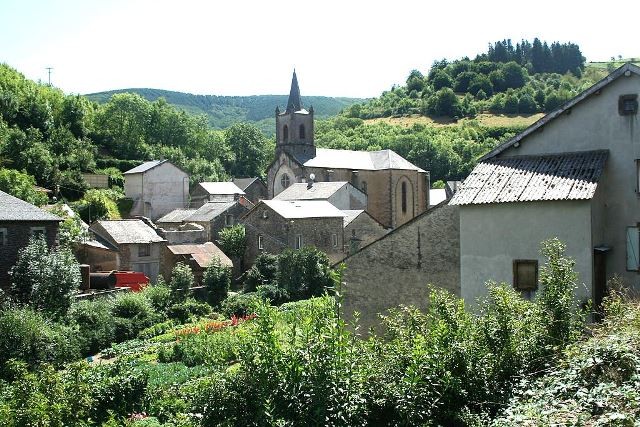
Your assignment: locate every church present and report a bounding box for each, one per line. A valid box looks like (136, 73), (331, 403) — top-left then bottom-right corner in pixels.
(266, 71), (430, 228)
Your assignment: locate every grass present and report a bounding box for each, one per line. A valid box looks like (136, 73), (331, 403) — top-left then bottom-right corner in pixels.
(364, 113), (543, 128)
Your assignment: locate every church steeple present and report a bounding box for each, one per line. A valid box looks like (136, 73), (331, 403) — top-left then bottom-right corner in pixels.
(286, 69), (302, 113)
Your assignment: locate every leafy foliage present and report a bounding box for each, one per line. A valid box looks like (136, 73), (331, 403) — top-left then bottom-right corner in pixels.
(202, 258), (231, 307)
(0, 168), (48, 206)
(217, 224), (246, 259)
(168, 262), (194, 304)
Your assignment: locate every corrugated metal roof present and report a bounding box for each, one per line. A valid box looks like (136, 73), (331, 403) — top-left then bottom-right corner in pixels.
(274, 181), (349, 201)
(0, 190), (61, 222)
(123, 160), (167, 174)
(263, 200), (346, 219)
(167, 242), (232, 268)
(156, 208), (196, 223)
(303, 148), (425, 172)
(187, 201), (237, 222)
(197, 182), (245, 195)
(450, 150), (608, 206)
(92, 220), (165, 244)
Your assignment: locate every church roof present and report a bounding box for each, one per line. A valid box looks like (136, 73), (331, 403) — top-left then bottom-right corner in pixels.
(303, 148), (425, 172)
(286, 70), (303, 113)
(262, 200), (346, 219)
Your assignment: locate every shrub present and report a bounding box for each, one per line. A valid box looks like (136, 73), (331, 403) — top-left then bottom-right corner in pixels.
(167, 299), (212, 323)
(256, 284), (290, 306)
(67, 298), (116, 355)
(111, 292), (161, 341)
(169, 262), (194, 304)
(243, 252), (278, 293)
(142, 281), (172, 314)
(277, 247), (334, 301)
(9, 237), (80, 319)
(219, 293), (262, 318)
(203, 258), (231, 307)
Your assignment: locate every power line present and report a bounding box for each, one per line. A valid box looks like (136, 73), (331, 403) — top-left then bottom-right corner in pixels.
(45, 67), (53, 85)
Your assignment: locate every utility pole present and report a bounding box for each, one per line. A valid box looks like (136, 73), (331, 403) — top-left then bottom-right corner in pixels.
(45, 67), (53, 85)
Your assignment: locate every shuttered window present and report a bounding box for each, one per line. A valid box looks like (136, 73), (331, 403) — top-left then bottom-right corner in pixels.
(626, 226), (639, 271)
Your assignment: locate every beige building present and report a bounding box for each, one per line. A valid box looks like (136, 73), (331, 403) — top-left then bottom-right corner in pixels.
(451, 63), (640, 309)
(274, 181), (367, 210)
(124, 160), (189, 220)
(266, 71), (429, 229)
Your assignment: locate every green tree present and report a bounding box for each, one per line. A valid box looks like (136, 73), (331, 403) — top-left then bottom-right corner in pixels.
(430, 69), (453, 90)
(277, 247), (334, 301)
(9, 237), (81, 318)
(169, 262), (194, 303)
(224, 123), (270, 178)
(203, 258), (231, 307)
(426, 88), (462, 118)
(74, 189), (120, 223)
(218, 224), (246, 269)
(0, 168), (48, 206)
(244, 252), (279, 292)
(502, 61), (527, 89)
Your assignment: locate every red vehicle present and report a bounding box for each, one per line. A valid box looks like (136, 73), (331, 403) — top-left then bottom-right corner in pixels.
(113, 271), (150, 292)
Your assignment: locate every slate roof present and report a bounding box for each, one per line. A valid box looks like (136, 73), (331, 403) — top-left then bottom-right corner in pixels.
(262, 200), (346, 219)
(197, 182), (245, 195)
(0, 190), (61, 222)
(479, 63), (640, 162)
(92, 220), (165, 244)
(341, 210), (364, 226)
(450, 150), (608, 206)
(187, 201), (237, 222)
(273, 181), (352, 201)
(232, 177), (260, 191)
(304, 148), (425, 172)
(285, 69), (303, 113)
(123, 160), (167, 174)
(156, 209), (196, 224)
(166, 242), (232, 268)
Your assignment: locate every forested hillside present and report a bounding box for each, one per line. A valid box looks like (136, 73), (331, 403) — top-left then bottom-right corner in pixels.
(87, 89), (364, 134)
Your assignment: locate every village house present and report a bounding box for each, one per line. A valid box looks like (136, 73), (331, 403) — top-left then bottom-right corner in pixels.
(124, 160), (190, 220)
(161, 241), (233, 284)
(242, 199), (346, 266)
(155, 208), (197, 230)
(232, 177), (267, 204)
(451, 63), (640, 309)
(273, 181), (367, 211)
(86, 219), (166, 282)
(266, 71), (429, 229)
(0, 190), (62, 287)
(190, 182), (245, 207)
(342, 209), (389, 254)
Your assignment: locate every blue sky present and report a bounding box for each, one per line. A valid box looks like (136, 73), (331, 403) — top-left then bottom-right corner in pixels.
(1, 0), (638, 98)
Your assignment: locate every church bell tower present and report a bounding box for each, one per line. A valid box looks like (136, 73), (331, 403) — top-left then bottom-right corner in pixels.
(275, 70), (315, 163)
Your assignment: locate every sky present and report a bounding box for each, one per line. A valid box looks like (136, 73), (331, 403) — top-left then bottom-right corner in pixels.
(1, 0), (639, 98)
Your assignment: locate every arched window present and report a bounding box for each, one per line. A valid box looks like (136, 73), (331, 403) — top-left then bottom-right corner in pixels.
(401, 181), (407, 214)
(280, 173), (290, 189)
(283, 125), (289, 143)
(299, 124), (306, 139)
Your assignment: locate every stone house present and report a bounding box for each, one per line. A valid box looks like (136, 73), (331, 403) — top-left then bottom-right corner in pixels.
(242, 199), (346, 266)
(451, 63), (640, 309)
(232, 177), (267, 204)
(266, 71), (429, 229)
(340, 203), (460, 332)
(124, 160), (189, 220)
(161, 242), (233, 284)
(274, 181), (367, 211)
(0, 190), (62, 287)
(342, 210), (389, 255)
(190, 182), (245, 208)
(87, 219), (166, 282)
(155, 209), (196, 230)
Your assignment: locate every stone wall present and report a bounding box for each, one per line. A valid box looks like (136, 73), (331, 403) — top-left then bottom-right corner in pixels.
(340, 203), (460, 332)
(344, 212), (389, 255)
(0, 221), (59, 288)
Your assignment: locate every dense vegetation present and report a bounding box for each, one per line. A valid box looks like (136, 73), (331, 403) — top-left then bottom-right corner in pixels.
(342, 38), (612, 120)
(1, 238), (631, 425)
(87, 88), (364, 134)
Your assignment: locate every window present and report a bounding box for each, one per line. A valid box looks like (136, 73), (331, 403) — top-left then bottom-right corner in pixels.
(401, 182), (407, 214)
(280, 173), (290, 189)
(30, 227), (46, 240)
(0, 228), (6, 246)
(361, 181), (367, 194)
(299, 124), (306, 139)
(295, 234), (303, 250)
(637, 160), (640, 193)
(513, 260), (539, 292)
(138, 243), (151, 257)
(627, 226), (639, 271)
(332, 233), (338, 248)
(258, 234), (264, 250)
(225, 214), (234, 226)
(619, 94), (638, 116)
(283, 125), (289, 143)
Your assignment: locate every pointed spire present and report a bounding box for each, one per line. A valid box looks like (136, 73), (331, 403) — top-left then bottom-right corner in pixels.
(286, 69), (302, 113)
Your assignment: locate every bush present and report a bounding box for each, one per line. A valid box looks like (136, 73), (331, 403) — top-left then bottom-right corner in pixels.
(203, 258), (231, 307)
(0, 308), (80, 376)
(9, 237), (80, 319)
(169, 262), (194, 304)
(277, 247), (334, 301)
(111, 292), (161, 342)
(167, 299), (212, 323)
(219, 293), (262, 318)
(67, 299), (116, 355)
(243, 252), (278, 293)
(256, 284), (290, 306)
(142, 281), (172, 314)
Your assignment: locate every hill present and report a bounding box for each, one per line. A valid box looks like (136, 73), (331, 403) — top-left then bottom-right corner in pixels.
(86, 88), (365, 133)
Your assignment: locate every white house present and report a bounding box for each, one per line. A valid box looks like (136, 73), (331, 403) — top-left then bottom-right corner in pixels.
(451, 63), (640, 308)
(273, 181), (367, 210)
(124, 160), (189, 220)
